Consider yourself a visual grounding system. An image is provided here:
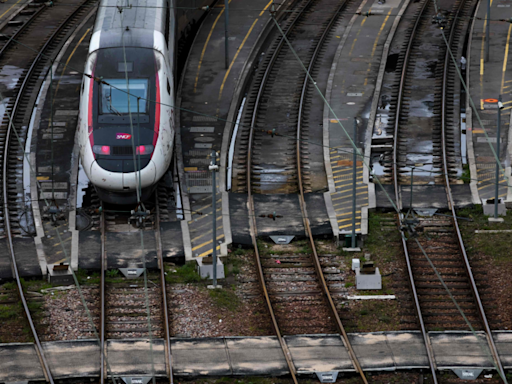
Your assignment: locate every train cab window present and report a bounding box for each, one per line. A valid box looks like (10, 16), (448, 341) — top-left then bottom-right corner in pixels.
(101, 79), (148, 114)
(167, 79), (171, 95)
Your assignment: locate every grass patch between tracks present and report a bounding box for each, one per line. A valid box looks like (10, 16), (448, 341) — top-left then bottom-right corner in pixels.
(208, 286), (240, 311)
(165, 261), (202, 284)
(457, 205), (512, 329)
(336, 211), (404, 332)
(457, 205), (512, 263)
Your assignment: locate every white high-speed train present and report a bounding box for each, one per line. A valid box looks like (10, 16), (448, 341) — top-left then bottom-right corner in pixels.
(78, 0), (176, 204)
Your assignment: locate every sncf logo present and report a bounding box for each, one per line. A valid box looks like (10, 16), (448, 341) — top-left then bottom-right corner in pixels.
(116, 133), (132, 140)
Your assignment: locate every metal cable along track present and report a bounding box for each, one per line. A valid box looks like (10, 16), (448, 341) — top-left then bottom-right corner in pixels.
(391, 0), (506, 381)
(244, 0), (368, 382)
(1, 0), (96, 382)
(99, 198), (173, 383)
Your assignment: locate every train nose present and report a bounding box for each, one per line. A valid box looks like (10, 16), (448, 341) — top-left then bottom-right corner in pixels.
(122, 160), (157, 190)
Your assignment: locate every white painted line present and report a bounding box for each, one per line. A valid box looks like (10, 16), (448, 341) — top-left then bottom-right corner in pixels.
(194, 143), (212, 148)
(474, 230), (512, 233)
(227, 97), (246, 191)
(190, 127), (215, 133)
(38, 166), (60, 173)
(476, 137), (502, 143)
(347, 295), (396, 300)
(55, 110), (78, 116)
(40, 192), (68, 199)
(43, 133), (64, 140)
(40, 182), (68, 190)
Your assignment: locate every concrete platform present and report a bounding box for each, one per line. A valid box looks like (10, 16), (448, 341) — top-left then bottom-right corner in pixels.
(228, 193), (332, 245)
(177, 0), (278, 260)
(1, 331), (510, 381)
(467, 0), (512, 203)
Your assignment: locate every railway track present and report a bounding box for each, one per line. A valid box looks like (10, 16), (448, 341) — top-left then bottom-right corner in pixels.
(99, 195), (173, 382)
(234, 0), (349, 193)
(239, 0), (367, 382)
(390, 0), (506, 380)
(0, 0), (97, 237)
(0, 0), (101, 381)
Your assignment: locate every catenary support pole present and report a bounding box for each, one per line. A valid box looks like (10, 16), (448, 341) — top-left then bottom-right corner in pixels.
(211, 150), (218, 286)
(50, 60), (55, 203)
(410, 167), (414, 210)
(351, 118), (357, 248)
(486, 0), (490, 62)
(494, 95), (502, 218)
(224, 0), (229, 69)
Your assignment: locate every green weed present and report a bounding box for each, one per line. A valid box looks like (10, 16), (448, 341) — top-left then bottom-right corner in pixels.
(0, 304), (19, 319)
(165, 262), (202, 284)
(106, 269), (119, 278)
(208, 287), (239, 311)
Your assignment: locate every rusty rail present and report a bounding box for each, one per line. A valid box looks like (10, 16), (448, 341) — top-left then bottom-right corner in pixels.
(391, 0), (440, 381)
(296, 2), (368, 382)
(245, 0), (367, 382)
(440, 1), (505, 379)
(155, 196), (174, 383)
(2, 1), (95, 381)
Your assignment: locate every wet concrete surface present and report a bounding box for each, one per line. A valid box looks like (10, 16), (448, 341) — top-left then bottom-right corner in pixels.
(229, 193), (251, 246)
(0, 237), (42, 279)
(229, 192), (332, 246)
(105, 231), (159, 269)
(34, 14), (94, 266)
(78, 230), (101, 270)
(376, 184), (473, 209)
(160, 221), (185, 258)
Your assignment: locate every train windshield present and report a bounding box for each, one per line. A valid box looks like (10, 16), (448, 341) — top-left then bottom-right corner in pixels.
(101, 79), (148, 114)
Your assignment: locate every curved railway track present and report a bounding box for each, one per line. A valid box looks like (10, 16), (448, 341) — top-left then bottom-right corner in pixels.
(1, 1), (99, 382)
(390, 0), (506, 381)
(1, 0), (96, 237)
(242, 0), (367, 382)
(99, 197), (173, 383)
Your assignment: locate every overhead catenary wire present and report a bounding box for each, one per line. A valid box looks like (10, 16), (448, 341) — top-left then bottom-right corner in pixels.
(268, 3), (509, 382)
(2, 0), (510, 380)
(5, 31), (512, 193)
(5, 0), (512, 24)
(118, 2), (158, 382)
(3, 10), (509, 215)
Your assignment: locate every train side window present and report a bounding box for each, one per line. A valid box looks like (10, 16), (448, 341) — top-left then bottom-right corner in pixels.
(167, 79), (171, 95)
(81, 81), (84, 94)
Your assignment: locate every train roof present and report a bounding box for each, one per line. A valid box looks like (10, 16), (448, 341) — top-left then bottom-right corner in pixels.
(91, 0), (167, 51)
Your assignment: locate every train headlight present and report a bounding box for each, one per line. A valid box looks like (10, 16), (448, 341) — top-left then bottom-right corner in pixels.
(136, 145), (154, 155)
(93, 145), (111, 155)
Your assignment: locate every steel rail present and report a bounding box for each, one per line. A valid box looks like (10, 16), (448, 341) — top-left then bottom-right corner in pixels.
(440, 3), (506, 380)
(2, 1), (93, 381)
(155, 196), (174, 383)
(246, 2), (315, 382)
(0, 3), (46, 57)
(391, 0), (439, 382)
(100, 204), (106, 384)
(296, 2), (368, 383)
